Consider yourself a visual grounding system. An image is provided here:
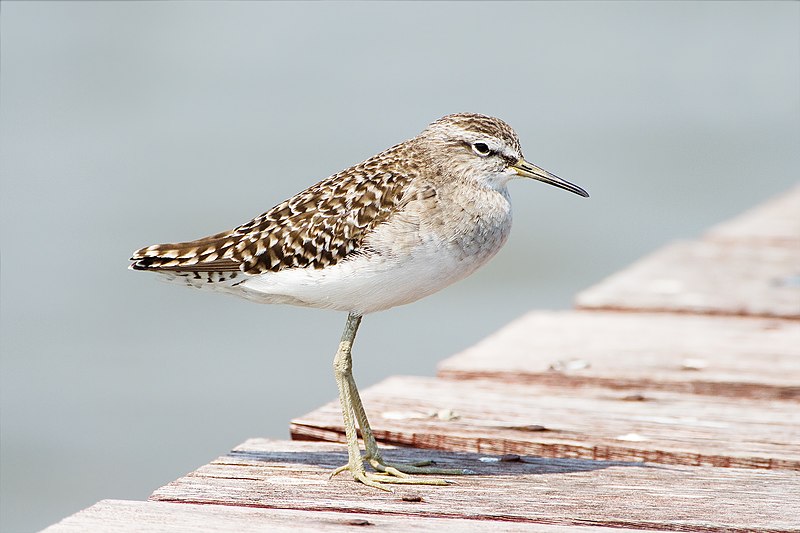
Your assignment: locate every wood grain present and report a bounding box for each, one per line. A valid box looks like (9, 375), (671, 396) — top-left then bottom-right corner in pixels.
(291, 376), (800, 470)
(437, 311), (800, 400)
(149, 439), (800, 532)
(43, 499), (646, 533)
(705, 185), (800, 245)
(574, 240), (800, 319)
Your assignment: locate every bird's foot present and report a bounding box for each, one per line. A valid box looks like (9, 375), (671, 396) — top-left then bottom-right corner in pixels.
(366, 455), (471, 477)
(330, 455), (467, 491)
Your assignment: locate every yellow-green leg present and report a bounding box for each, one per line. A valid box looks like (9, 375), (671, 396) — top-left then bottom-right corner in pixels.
(330, 313), (466, 490)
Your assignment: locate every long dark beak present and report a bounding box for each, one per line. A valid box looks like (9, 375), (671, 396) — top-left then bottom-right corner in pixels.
(511, 159), (589, 198)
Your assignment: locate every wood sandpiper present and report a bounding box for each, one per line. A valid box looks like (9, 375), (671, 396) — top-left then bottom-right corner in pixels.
(130, 113), (589, 490)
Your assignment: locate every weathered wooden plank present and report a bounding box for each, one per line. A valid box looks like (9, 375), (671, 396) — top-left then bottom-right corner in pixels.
(437, 311), (800, 400)
(291, 376), (800, 470)
(705, 185), (800, 245)
(43, 499), (640, 533)
(150, 439), (800, 532)
(574, 240), (800, 319)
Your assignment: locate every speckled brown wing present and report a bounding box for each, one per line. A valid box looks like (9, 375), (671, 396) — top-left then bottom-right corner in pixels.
(130, 144), (419, 275)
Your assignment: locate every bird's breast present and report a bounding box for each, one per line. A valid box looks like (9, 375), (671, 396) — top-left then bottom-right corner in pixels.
(363, 183), (513, 288)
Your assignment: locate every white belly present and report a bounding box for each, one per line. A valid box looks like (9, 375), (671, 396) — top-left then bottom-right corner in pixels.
(233, 230), (507, 314)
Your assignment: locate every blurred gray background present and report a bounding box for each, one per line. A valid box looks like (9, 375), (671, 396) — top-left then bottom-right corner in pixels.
(1, 2), (798, 531)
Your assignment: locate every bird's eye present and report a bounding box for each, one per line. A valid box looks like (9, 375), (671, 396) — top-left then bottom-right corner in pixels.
(472, 142), (491, 157)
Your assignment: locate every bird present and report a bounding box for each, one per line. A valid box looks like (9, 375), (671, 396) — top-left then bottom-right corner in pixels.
(130, 112), (589, 490)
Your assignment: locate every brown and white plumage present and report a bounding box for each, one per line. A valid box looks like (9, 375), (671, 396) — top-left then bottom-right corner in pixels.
(131, 142), (419, 276)
(131, 113), (587, 314)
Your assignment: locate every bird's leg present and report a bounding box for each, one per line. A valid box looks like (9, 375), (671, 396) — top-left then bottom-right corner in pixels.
(345, 359), (467, 478)
(330, 313), (366, 483)
(329, 313), (455, 490)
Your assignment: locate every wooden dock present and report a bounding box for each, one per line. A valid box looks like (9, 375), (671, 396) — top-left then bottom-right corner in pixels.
(43, 186), (800, 532)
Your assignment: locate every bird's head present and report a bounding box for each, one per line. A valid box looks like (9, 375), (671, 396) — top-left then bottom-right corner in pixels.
(419, 113), (589, 198)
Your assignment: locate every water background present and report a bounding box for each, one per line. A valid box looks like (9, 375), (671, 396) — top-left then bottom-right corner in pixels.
(2, 3), (798, 531)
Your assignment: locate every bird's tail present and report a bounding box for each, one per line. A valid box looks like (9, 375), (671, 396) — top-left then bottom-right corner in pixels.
(129, 230), (241, 272)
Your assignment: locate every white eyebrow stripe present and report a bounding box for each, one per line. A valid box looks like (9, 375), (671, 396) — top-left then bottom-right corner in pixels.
(446, 125), (520, 160)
